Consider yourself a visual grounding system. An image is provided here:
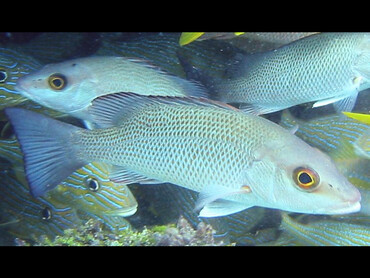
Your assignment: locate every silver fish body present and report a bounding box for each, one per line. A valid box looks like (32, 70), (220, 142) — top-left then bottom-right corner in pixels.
(5, 93), (361, 217)
(194, 32), (370, 114)
(15, 56), (206, 121)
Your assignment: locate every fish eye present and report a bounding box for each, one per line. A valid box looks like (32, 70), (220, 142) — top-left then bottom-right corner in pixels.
(0, 69), (8, 83)
(293, 167), (320, 192)
(48, 73), (67, 90)
(85, 177), (100, 192)
(41, 207), (52, 221)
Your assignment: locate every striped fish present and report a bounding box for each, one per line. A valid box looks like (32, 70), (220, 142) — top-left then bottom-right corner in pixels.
(280, 110), (369, 160)
(0, 138), (138, 217)
(0, 47), (65, 120)
(0, 167), (82, 243)
(0, 47), (41, 109)
(280, 213), (370, 246)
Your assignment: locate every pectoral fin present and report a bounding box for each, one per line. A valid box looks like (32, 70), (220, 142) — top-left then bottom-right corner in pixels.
(195, 184), (253, 217)
(199, 199), (253, 217)
(332, 92), (359, 113)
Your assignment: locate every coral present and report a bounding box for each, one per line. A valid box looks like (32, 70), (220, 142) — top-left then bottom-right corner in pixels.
(34, 215), (228, 246)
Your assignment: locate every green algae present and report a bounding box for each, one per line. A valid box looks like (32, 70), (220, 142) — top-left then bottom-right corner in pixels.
(34, 215), (228, 246)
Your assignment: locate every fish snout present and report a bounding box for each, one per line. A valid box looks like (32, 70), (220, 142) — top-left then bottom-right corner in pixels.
(329, 182), (362, 214)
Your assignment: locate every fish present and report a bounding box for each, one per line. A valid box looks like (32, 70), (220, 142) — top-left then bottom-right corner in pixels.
(179, 32), (245, 46)
(280, 110), (370, 160)
(180, 32), (370, 114)
(0, 167), (83, 242)
(0, 166), (132, 243)
(0, 138), (138, 217)
(5, 92), (361, 217)
(0, 47), (42, 110)
(280, 213), (370, 246)
(15, 56), (207, 121)
(0, 47), (65, 120)
(342, 112), (370, 125)
(341, 112), (370, 158)
(179, 32), (318, 46)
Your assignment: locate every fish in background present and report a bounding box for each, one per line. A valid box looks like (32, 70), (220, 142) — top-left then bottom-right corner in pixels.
(0, 137), (138, 217)
(0, 167), (132, 244)
(178, 32), (318, 46)
(342, 112), (370, 159)
(5, 93), (361, 216)
(277, 213), (370, 246)
(0, 166), (82, 243)
(280, 110), (370, 214)
(0, 47), (41, 109)
(180, 32), (370, 114)
(179, 32), (245, 46)
(0, 47), (65, 120)
(15, 56), (207, 122)
(342, 112), (370, 125)
(0, 138), (133, 244)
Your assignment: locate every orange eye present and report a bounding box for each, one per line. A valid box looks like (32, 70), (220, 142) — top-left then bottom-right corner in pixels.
(48, 73), (67, 90)
(293, 167), (320, 192)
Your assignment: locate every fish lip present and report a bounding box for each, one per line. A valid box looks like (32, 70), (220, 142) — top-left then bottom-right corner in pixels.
(318, 201), (361, 215)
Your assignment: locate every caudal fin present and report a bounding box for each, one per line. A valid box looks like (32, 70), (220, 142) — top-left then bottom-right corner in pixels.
(4, 108), (88, 197)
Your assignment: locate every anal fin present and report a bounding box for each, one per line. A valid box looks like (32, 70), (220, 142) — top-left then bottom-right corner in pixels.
(109, 165), (164, 185)
(332, 92), (359, 113)
(199, 199), (252, 218)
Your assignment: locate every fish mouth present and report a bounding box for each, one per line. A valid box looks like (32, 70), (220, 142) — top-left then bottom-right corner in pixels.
(318, 201), (361, 215)
(106, 206), (138, 217)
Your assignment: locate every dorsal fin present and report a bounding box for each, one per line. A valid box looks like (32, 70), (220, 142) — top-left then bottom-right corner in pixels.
(88, 92), (241, 128)
(117, 56), (208, 98)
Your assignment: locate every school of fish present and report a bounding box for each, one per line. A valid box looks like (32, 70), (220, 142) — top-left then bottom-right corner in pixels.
(0, 32), (368, 246)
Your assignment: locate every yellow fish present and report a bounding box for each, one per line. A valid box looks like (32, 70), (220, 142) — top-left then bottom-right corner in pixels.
(342, 112), (370, 125)
(179, 32), (244, 46)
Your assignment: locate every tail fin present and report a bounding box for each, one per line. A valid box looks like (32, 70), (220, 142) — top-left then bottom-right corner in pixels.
(4, 108), (88, 197)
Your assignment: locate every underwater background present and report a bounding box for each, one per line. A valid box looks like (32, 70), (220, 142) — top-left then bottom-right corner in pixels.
(0, 32), (368, 246)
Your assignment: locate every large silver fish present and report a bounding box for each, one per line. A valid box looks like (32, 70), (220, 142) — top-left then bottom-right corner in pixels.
(5, 93), (361, 217)
(181, 32), (370, 114)
(15, 56), (206, 121)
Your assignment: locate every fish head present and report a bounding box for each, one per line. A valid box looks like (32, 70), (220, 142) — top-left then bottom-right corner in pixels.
(15, 57), (98, 117)
(0, 47), (42, 108)
(249, 136), (361, 215)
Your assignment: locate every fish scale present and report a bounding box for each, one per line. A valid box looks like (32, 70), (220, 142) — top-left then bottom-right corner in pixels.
(5, 93), (362, 216)
(78, 104), (271, 195)
(187, 32), (370, 114)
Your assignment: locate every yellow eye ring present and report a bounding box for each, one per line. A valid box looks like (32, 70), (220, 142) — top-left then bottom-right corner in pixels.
(293, 167), (320, 192)
(48, 73), (67, 90)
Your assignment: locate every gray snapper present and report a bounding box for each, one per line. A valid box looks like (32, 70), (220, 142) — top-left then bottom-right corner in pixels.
(15, 56), (206, 122)
(5, 93), (361, 217)
(180, 32), (370, 114)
